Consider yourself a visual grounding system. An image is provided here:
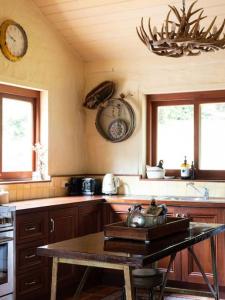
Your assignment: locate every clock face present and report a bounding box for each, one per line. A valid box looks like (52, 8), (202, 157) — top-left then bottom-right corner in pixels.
(6, 24), (27, 57)
(0, 20), (28, 61)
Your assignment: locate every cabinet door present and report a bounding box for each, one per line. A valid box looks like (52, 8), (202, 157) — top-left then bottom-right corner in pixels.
(157, 206), (182, 281)
(77, 202), (102, 237)
(104, 203), (131, 224)
(49, 207), (76, 286)
(179, 207), (223, 285)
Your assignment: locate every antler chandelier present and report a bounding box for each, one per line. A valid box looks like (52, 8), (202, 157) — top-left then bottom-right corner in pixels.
(136, 0), (225, 57)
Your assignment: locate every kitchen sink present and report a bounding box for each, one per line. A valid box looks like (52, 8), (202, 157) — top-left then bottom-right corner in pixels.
(155, 196), (207, 201)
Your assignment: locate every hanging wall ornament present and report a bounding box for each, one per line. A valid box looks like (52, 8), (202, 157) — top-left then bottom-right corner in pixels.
(95, 93), (136, 143)
(83, 81), (115, 109)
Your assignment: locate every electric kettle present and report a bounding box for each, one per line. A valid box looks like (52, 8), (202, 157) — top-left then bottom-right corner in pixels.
(102, 173), (120, 195)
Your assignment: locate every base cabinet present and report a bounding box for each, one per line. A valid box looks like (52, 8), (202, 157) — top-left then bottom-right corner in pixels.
(103, 201), (225, 288)
(15, 199), (225, 300)
(15, 201), (103, 300)
(49, 207), (76, 288)
(179, 207), (224, 285)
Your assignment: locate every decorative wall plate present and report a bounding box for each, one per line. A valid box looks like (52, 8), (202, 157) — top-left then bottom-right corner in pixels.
(95, 96), (135, 143)
(108, 119), (128, 141)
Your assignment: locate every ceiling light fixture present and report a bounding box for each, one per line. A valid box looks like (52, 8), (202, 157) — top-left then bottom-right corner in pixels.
(136, 0), (225, 57)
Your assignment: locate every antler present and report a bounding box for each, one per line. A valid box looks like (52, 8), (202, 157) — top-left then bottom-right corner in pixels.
(136, 0), (225, 58)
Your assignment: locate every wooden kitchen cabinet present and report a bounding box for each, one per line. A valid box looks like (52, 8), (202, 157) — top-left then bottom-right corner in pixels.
(16, 210), (49, 300)
(156, 203), (225, 287)
(77, 202), (102, 236)
(48, 207), (76, 288)
(103, 201), (225, 286)
(15, 200), (104, 300)
(14, 197), (225, 300)
(177, 207), (225, 285)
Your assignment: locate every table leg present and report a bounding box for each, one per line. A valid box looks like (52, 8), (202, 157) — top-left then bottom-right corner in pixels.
(158, 252), (176, 300)
(73, 267), (91, 300)
(123, 265), (134, 300)
(210, 237), (219, 300)
(51, 257), (59, 300)
(188, 246), (217, 299)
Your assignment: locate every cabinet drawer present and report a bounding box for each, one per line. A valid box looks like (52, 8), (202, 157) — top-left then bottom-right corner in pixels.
(17, 240), (48, 273)
(16, 267), (48, 299)
(16, 211), (48, 243)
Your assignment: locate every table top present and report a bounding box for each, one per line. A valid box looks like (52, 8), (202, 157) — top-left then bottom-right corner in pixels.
(37, 222), (225, 268)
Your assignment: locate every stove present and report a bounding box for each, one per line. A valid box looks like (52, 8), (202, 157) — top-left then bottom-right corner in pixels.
(0, 205), (15, 299)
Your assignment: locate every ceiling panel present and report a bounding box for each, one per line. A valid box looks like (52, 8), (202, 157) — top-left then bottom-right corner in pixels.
(32, 0), (225, 62)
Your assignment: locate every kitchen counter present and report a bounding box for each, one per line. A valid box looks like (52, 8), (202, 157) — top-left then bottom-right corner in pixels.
(105, 195), (225, 208)
(5, 194), (225, 212)
(5, 195), (104, 213)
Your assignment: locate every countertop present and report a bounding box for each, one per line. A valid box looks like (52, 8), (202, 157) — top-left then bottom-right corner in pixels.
(5, 196), (104, 212)
(5, 194), (225, 212)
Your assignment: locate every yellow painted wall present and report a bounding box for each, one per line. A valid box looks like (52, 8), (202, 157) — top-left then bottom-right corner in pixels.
(84, 53), (225, 175)
(0, 0), (86, 175)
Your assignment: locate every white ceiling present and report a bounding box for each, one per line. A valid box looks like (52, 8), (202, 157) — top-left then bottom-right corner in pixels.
(33, 0), (225, 62)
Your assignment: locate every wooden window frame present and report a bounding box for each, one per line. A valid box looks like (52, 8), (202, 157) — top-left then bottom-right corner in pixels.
(0, 84), (40, 180)
(147, 90), (225, 180)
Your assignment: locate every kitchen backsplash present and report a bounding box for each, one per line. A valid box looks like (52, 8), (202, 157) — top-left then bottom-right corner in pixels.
(117, 176), (225, 198)
(1, 177), (69, 202)
(2, 175), (225, 202)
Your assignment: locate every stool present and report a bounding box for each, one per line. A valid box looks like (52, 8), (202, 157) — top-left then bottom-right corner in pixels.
(132, 268), (164, 300)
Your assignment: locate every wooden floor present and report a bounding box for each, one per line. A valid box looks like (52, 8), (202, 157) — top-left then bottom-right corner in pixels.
(65, 285), (220, 300)
(164, 295), (214, 299)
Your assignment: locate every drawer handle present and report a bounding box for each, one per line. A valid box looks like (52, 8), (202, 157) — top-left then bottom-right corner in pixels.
(50, 218), (55, 233)
(25, 254), (36, 259)
(25, 281), (37, 286)
(25, 226), (36, 232)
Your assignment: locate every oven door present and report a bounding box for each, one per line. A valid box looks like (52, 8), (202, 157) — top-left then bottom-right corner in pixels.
(0, 231), (14, 297)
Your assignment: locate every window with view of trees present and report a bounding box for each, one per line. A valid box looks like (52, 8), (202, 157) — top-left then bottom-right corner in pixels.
(147, 91), (225, 180)
(0, 84), (40, 180)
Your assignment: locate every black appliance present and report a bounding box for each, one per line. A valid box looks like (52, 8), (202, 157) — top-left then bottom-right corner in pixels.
(0, 206), (15, 299)
(82, 178), (102, 195)
(65, 177), (84, 196)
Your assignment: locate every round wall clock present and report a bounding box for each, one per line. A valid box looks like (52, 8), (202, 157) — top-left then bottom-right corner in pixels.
(0, 20), (28, 62)
(95, 95), (136, 143)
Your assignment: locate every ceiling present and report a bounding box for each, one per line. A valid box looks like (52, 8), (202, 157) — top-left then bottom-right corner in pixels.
(33, 0), (225, 62)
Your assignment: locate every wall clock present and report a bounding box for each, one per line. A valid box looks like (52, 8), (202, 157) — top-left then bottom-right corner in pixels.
(0, 20), (28, 62)
(95, 94), (136, 143)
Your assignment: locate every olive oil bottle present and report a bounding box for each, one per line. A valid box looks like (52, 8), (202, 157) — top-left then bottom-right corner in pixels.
(180, 156), (190, 179)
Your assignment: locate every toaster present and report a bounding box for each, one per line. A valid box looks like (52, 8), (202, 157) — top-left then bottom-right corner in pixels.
(65, 177), (84, 196)
(82, 178), (102, 195)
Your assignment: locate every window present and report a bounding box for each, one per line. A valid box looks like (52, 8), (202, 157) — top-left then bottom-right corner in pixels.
(0, 84), (40, 180)
(147, 91), (225, 180)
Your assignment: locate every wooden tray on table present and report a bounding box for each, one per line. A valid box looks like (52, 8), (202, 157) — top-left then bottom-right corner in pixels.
(104, 217), (190, 243)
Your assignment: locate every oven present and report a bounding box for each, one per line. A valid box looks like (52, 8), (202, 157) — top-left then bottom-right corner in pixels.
(0, 206), (15, 300)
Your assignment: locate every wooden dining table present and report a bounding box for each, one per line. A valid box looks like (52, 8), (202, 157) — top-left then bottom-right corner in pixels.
(37, 222), (225, 300)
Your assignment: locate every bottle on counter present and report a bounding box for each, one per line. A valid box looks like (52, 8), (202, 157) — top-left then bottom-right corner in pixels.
(180, 156), (190, 179)
(190, 161), (196, 180)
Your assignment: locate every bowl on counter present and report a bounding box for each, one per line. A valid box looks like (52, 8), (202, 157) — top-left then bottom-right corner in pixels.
(146, 166), (166, 179)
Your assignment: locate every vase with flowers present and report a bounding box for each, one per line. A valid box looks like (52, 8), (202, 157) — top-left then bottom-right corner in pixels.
(32, 143), (48, 180)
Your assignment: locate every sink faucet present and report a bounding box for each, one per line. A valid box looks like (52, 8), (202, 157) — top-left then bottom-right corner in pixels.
(186, 182), (209, 200)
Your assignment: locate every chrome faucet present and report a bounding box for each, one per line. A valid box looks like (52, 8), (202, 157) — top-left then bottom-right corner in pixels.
(186, 182), (209, 200)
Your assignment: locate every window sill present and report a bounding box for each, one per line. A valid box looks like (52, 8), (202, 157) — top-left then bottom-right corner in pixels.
(0, 178), (51, 185)
(140, 176), (225, 183)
